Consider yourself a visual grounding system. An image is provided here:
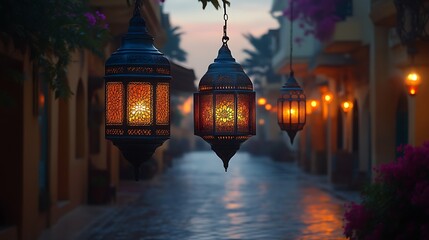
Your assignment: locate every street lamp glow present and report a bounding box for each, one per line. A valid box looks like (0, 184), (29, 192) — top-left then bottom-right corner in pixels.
(341, 101), (353, 113)
(405, 71), (421, 96)
(323, 93), (333, 103)
(258, 97), (267, 106)
(265, 103), (272, 111)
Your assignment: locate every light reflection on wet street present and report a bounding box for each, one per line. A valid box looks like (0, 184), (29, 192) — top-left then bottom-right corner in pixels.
(83, 152), (346, 239)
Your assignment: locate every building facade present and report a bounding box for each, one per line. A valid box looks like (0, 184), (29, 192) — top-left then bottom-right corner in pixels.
(271, 0), (429, 188)
(0, 1), (166, 239)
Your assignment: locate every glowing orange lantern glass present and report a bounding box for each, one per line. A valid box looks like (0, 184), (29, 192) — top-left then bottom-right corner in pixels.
(405, 72), (421, 96)
(105, 2), (171, 180)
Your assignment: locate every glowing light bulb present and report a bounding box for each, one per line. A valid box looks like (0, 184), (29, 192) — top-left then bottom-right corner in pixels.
(323, 93), (333, 103)
(258, 98), (267, 106)
(310, 100), (317, 108)
(341, 101), (353, 113)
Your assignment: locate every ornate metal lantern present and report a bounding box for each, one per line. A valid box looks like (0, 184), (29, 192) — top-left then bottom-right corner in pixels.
(194, 2), (256, 171)
(104, 1), (171, 180)
(277, 0), (306, 144)
(277, 72), (306, 144)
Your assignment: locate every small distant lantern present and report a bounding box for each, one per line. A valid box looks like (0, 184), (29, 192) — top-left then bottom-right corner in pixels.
(277, 0), (306, 144)
(323, 92), (333, 103)
(405, 71), (421, 96)
(341, 100), (354, 113)
(265, 104), (273, 111)
(258, 97), (267, 106)
(307, 99), (319, 114)
(277, 72), (306, 144)
(104, 1), (171, 180)
(194, 2), (256, 172)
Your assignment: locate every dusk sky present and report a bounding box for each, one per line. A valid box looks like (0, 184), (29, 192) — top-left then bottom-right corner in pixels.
(163, 1), (278, 80)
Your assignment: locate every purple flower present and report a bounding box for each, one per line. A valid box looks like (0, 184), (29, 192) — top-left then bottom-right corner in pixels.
(95, 11), (106, 21)
(84, 12), (96, 26)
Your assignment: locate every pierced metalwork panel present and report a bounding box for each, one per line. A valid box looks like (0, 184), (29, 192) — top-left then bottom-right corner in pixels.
(200, 94), (214, 132)
(127, 129), (152, 135)
(237, 94), (250, 133)
(106, 129), (124, 135)
(106, 82), (124, 125)
(215, 94), (235, 133)
(156, 129), (170, 136)
(156, 83), (169, 125)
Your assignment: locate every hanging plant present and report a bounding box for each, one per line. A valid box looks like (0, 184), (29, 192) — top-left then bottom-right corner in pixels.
(0, 0), (110, 98)
(343, 142), (429, 239)
(283, 0), (352, 42)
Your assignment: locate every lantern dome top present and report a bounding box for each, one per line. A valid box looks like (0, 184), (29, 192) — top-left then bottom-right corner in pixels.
(280, 72), (303, 93)
(198, 44), (253, 92)
(105, 15), (170, 78)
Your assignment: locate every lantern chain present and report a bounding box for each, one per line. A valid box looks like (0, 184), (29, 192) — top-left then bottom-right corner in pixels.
(289, 0), (294, 74)
(134, 0), (142, 17)
(222, 0), (230, 45)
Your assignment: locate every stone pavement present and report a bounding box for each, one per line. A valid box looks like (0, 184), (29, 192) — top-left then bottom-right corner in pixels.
(75, 152), (353, 240)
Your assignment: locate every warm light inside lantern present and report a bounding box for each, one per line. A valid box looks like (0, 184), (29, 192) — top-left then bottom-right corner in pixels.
(341, 101), (353, 113)
(258, 97), (267, 106)
(282, 102), (299, 124)
(128, 83), (152, 125)
(405, 72), (421, 96)
(323, 93), (333, 103)
(265, 104), (272, 111)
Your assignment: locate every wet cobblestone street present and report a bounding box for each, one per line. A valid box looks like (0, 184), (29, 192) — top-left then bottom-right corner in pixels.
(82, 152), (346, 240)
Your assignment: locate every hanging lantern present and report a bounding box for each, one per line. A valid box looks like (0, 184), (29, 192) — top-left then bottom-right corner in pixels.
(194, 2), (256, 171)
(307, 99), (320, 114)
(341, 100), (354, 113)
(276, 0), (306, 144)
(405, 71), (421, 96)
(104, 1), (171, 180)
(323, 92), (334, 103)
(277, 72), (306, 144)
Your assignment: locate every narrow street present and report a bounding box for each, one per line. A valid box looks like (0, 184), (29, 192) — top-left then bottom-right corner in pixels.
(81, 152), (346, 240)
